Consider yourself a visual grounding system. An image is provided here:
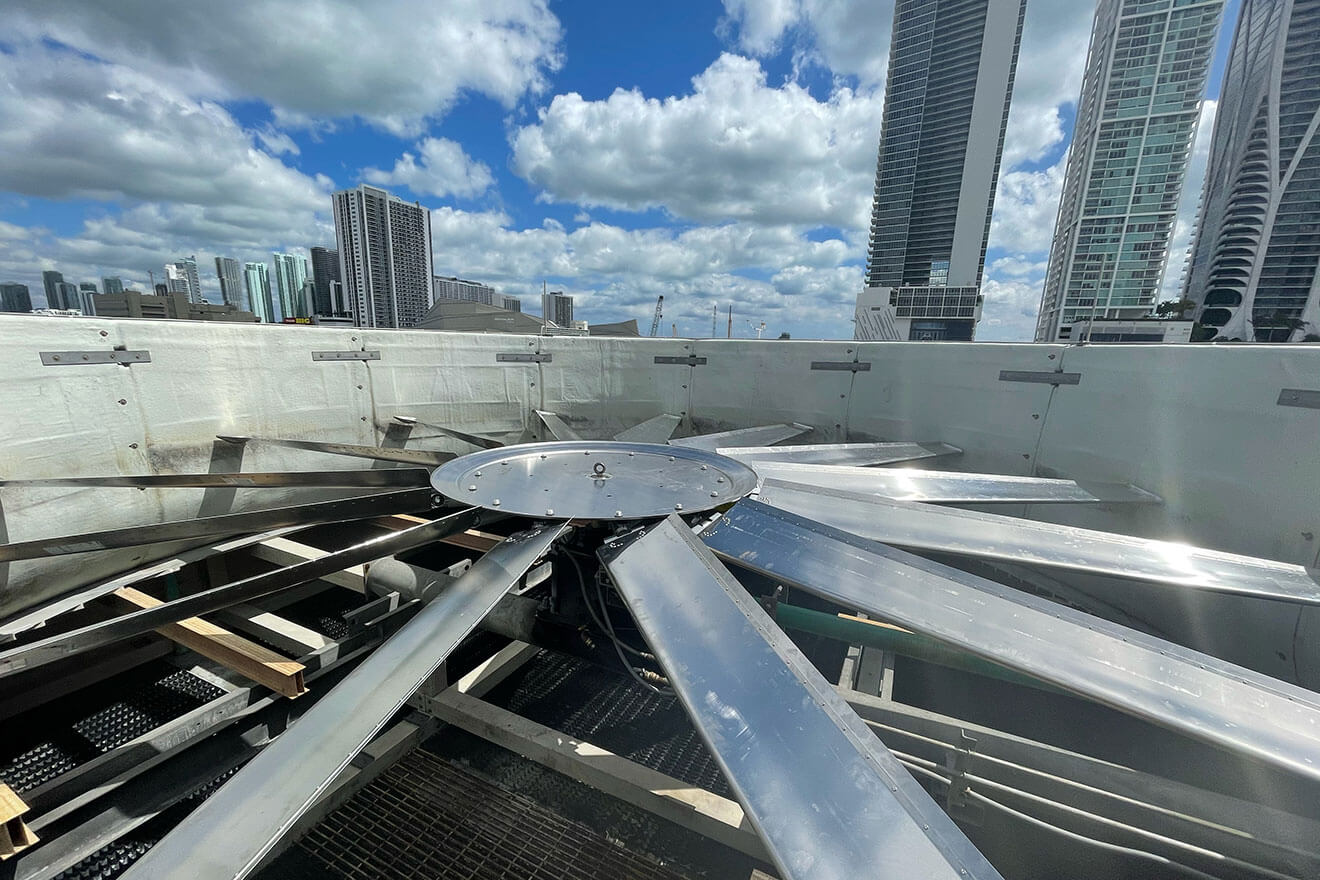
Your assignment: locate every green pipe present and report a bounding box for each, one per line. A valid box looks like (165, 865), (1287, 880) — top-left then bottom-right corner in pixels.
(774, 602), (1066, 696)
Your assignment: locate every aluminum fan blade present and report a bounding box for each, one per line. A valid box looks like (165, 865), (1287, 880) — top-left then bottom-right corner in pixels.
(534, 409), (582, 441)
(702, 501), (1320, 785)
(122, 521), (569, 880)
(611, 412), (682, 443)
(217, 434), (454, 466)
(407, 420), (505, 449)
(719, 441), (960, 466)
(0, 507), (500, 677)
(748, 462), (1162, 504)
(758, 479), (1320, 604)
(669, 422), (811, 450)
(0, 488), (435, 563)
(599, 516), (1001, 880)
(0, 468), (432, 490)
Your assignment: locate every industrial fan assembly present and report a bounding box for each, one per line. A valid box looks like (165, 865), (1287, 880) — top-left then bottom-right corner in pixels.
(2, 418), (1319, 880)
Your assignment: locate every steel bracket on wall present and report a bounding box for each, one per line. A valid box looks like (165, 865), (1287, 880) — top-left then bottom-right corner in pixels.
(810, 361), (871, 372)
(653, 355), (707, 366)
(40, 350), (151, 366)
(496, 353), (551, 363)
(998, 369), (1081, 386)
(1278, 388), (1320, 410)
(311, 350), (381, 362)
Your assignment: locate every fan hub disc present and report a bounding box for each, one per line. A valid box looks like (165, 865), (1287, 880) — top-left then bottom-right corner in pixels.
(430, 441), (757, 520)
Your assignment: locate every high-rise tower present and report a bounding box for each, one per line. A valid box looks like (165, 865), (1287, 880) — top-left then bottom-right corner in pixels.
(214, 257), (245, 309)
(243, 262), (275, 323)
(272, 253), (310, 320)
(1035, 0), (1224, 342)
(859, 0), (1027, 342)
(166, 256), (202, 303)
(331, 185), (434, 329)
(1182, 0), (1320, 342)
(310, 246), (342, 317)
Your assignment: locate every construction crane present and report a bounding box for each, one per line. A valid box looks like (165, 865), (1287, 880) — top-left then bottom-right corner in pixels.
(649, 295), (664, 337)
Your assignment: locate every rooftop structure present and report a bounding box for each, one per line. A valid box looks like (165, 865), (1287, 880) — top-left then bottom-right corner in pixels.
(1035, 0), (1224, 342)
(90, 290), (257, 322)
(0, 317), (1318, 880)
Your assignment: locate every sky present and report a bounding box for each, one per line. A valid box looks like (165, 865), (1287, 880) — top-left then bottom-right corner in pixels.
(0, 0), (1239, 340)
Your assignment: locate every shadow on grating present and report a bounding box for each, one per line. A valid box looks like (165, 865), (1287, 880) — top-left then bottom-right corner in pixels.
(298, 749), (689, 880)
(481, 650), (732, 799)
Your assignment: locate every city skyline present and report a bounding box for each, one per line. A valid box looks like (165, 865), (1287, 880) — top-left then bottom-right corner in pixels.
(1, 1), (1245, 339)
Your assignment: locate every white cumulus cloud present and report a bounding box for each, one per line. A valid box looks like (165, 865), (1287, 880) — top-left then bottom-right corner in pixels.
(7, 0), (563, 134)
(364, 138), (495, 199)
(512, 54), (882, 229)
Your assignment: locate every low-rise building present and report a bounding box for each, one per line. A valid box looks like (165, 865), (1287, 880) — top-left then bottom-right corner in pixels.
(91, 291), (257, 322)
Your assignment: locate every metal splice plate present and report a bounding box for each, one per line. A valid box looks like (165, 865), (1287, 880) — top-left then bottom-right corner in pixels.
(430, 441), (757, 520)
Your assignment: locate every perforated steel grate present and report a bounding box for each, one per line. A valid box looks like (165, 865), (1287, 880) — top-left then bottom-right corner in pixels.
(300, 749), (687, 880)
(487, 650), (732, 798)
(0, 665), (225, 792)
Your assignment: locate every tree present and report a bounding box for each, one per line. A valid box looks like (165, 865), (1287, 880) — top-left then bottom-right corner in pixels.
(1155, 298), (1196, 319)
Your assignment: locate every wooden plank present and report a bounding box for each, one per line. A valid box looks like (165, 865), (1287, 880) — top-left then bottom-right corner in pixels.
(0, 784), (37, 860)
(112, 588), (307, 699)
(379, 514), (504, 552)
(427, 689), (768, 860)
(217, 604), (331, 655)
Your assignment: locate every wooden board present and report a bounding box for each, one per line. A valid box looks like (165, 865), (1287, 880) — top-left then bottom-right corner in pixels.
(0, 784), (37, 859)
(112, 587), (307, 699)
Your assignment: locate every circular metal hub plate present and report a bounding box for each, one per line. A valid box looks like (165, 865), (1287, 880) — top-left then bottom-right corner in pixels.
(430, 441), (757, 520)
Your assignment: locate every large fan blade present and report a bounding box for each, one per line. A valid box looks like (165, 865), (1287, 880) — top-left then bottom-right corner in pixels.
(599, 516), (1001, 880)
(702, 501), (1320, 784)
(409, 420), (506, 450)
(0, 488), (434, 563)
(0, 507), (498, 677)
(669, 422), (811, 450)
(719, 441), (960, 466)
(534, 409), (582, 441)
(612, 412), (682, 443)
(122, 521), (569, 880)
(758, 479), (1320, 604)
(217, 434), (454, 466)
(0, 468), (431, 490)
(748, 462), (1161, 504)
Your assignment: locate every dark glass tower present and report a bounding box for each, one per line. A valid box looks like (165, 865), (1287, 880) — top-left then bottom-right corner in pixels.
(866, 0), (1026, 307)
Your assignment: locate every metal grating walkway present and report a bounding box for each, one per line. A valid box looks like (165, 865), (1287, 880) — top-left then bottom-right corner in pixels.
(486, 650), (732, 799)
(300, 749), (688, 880)
(0, 664), (225, 793)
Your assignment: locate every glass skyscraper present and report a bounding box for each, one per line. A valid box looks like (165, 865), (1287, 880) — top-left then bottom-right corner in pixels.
(272, 252), (310, 320)
(1183, 0), (1320, 342)
(214, 257), (245, 310)
(243, 262), (275, 323)
(862, 0), (1026, 342)
(1035, 0), (1223, 342)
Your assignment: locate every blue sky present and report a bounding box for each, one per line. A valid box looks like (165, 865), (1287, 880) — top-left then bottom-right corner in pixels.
(1, 0), (1237, 340)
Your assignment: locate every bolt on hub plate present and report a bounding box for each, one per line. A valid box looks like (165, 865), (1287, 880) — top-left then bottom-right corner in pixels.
(430, 441), (758, 520)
